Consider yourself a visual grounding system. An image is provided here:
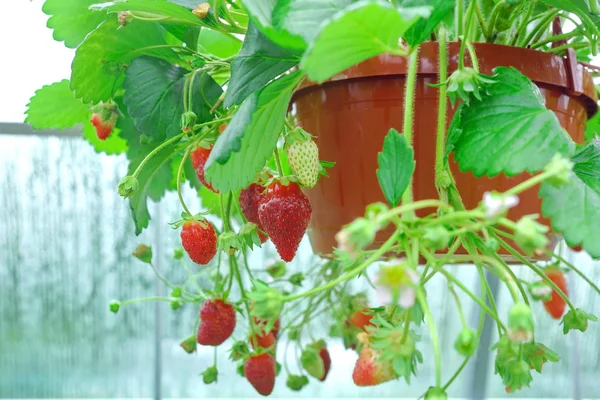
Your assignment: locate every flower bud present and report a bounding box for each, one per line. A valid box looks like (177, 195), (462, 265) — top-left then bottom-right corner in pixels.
(109, 300), (120, 313)
(454, 327), (478, 357)
(508, 303), (534, 343)
(201, 365), (218, 384)
(544, 153), (573, 185)
(118, 175), (139, 198)
(287, 374), (309, 391)
(132, 244), (152, 264)
(267, 261), (287, 279)
(514, 215), (549, 254)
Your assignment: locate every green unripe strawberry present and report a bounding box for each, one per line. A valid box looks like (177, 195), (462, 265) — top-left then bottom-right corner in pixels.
(286, 128), (320, 188)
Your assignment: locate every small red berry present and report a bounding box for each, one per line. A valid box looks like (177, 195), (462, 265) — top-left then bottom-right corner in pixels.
(91, 113), (116, 140)
(180, 220), (217, 265)
(244, 353), (276, 396)
(197, 299), (236, 346)
(350, 309), (374, 332)
(251, 331), (277, 350)
(542, 268), (568, 319)
(319, 347), (331, 382)
(191, 146), (218, 193)
(240, 183), (268, 243)
(258, 182), (311, 262)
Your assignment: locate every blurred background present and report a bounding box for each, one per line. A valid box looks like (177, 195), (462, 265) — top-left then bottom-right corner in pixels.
(1, 1), (599, 399)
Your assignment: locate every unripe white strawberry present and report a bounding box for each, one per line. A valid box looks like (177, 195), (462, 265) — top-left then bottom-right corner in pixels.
(286, 129), (320, 188)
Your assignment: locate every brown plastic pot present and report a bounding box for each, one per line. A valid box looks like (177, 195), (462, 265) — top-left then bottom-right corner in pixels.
(291, 42), (598, 262)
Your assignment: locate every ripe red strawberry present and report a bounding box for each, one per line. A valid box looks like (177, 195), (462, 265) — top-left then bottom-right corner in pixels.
(350, 309), (374, 332)
(258, 181), (311, 262)
(191, 146), (218, 193)
(318, 347), (331, 382)
(352, 343), (395, 386)
(251, 331), (277, 350)
(91, 113), (116, 140)
(240, 183), (268, 243)
(543, 268), (568, 319)
(180, 220), (217, 265)
(245, 352), (276, 396)
(197, 299), (236, 346)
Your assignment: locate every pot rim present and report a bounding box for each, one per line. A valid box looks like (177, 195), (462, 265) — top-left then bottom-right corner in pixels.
(294, 41), (598, 118)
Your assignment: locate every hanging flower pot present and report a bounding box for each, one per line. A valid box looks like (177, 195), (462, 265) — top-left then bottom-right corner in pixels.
(292, 41), (598, 261)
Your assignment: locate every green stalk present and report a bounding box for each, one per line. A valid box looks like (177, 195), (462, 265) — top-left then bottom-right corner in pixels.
(417, 289), (442, 387)
(530, 30), (581, 49)
(546, 42), (590, 54)
(492, 233), (577, 313)
(401, 47), (420, 216)
(457, 0), (465, 38)
(177, 146), (194, 217)
(435, 28), (449, 204)
(449, 285), (468, 328)
(547, 250), (600, 296)
(520, 9), (560, 47)
(274, 147), (284, 177)
(282, 230), (402, 302)
(509, 1), (535, 46)
(474, 0), (490, 41)
(590, 0), (600, 16)
(485, 1), (507, 44)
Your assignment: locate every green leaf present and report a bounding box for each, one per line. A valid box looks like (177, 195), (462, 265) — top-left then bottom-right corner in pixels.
(241, 0), (307, 50)
(71, 18), (181, 104)
(128, 143), (178, 235)
(225, 23), (301, 107)
(540, 138), (600, 258)
(92, 0), (209, 26)
(300, 0), (430, 83)
(272, 0), (354, 45)
(376, 129), (415, 207)
(585, 106), (600, 142)
(401, 0), (455, 47)
(123, 56), (222, 141)
(205, 70), (305, 192)
(42, 0), (107, 48)
(450, 67), (575, 177)
(25, 80), (89, 130)
(25, 80), (127, 155)
(198, 29), (242, 58)
(540, 1), (600, 29)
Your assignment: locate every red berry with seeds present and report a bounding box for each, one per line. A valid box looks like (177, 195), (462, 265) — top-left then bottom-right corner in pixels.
(191, 146), (218, 193)
(258, 181), (311, 262)
(180, 220), (217, 265)
(251, 331), (277, 350)
(542, 267), (568, 319)
(240, 183), (268, 243)
(197, 299), (236, 346)
(244, 352), (276, 396)
(350, 309), (374, 332)
(318, 346), (331, 381)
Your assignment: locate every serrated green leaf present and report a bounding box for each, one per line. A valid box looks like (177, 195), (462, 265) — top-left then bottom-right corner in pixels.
(241, 0), (307, 50)
(71, 18), (181, 104)
(198, 28), (242, 58)
(585, 107), (600, 142)
(451, 67), (575, 177)
(92, 0), (206, 26)
(123, 56), (222, 140)
(300, 0), (430, 83)
(540, 138), (600, 258)
(42, 0), (107, 48)
(225, 23), (301, 107)
(82, 122), (129, 155)
(272, 0), (354, 44)
(401, 0), (455, 47)
(205, 70), (305, 192)
(128, 143), (179, 234)
(25, 80), (89, 130)
(377, 129), (415, 207)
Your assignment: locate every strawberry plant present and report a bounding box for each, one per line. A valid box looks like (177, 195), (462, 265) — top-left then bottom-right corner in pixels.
(25, 0), (600, 397)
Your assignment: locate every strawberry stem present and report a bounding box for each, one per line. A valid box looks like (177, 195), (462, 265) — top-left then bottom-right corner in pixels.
(401, 47), (420, 217)
(177, 146), (194, 217)
(547, 251), (600, 296)
(492, 233), (577, 313)
(434, 27), (449, 204)
(282, 230), (402, 302)
(274, 147), (284, 177)
(417, 289), (442, 387)
(449, 285), (468, 329)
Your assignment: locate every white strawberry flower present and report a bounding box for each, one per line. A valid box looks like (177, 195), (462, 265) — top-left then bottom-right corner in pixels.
(375, 261), (419, 308)
(482, 191), (519, 219)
